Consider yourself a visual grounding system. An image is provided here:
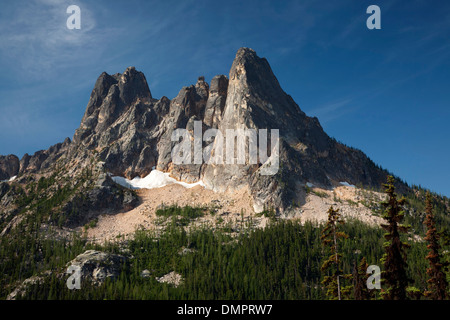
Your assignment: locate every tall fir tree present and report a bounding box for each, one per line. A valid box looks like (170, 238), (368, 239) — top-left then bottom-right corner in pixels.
(380, 175), (410, 300)
(423, 192), (449, 300)
(321, 206), (352, 300)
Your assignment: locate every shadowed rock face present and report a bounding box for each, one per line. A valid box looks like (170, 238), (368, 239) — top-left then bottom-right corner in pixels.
(1, 48), (395, 217)
(0, 155), (19, 180)
(0, 154), (20, 180)
(204, 75), (228, 128)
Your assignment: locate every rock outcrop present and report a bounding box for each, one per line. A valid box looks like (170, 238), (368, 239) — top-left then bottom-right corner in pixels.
(156, 271), (183, 287)
(6, 271), (52, 300)
(61, 172), (138, 228)
(66, 250), (127, 285)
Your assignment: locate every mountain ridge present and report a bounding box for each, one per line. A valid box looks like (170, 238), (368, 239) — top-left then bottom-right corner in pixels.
(1, 47), (408, 225)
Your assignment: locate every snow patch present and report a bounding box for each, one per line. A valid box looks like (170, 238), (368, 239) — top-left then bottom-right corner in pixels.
(339, 181), (355, 188)
(306, 182), (314, 188)
(0, 176), (17, 183)
(111, 170), (205, 190)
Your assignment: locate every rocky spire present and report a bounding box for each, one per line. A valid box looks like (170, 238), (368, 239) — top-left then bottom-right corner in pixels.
(73, 67), (152, 145)
(221, 48), (315, 144)
(118, 66), (152, 105)
(204, 75), (228, 128)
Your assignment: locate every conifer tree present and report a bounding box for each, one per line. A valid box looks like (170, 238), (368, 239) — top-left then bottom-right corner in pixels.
(353, 257), (375, 300)
(352, 259), (363, 300)
(380, 175), (410, 300)
(423, 192), (449, 300)
(321, 206), (352, 300)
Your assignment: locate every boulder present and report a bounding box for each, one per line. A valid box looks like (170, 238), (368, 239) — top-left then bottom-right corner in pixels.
(156, 271), (183, 287)
(66, 250), (127, 285)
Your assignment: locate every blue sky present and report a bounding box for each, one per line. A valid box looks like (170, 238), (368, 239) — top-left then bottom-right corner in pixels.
(0, 0), (449, 196)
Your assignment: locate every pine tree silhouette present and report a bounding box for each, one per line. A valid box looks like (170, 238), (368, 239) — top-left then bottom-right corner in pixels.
(380, 175), (410, 300)
(423, 192), (449, 300)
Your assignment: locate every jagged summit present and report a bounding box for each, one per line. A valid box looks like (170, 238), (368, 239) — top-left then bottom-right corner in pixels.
(233, 47), (259, 63)
(72, 66), (152, 146)
(229, 47), (290, 106)
(1, 47), (396, 218)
